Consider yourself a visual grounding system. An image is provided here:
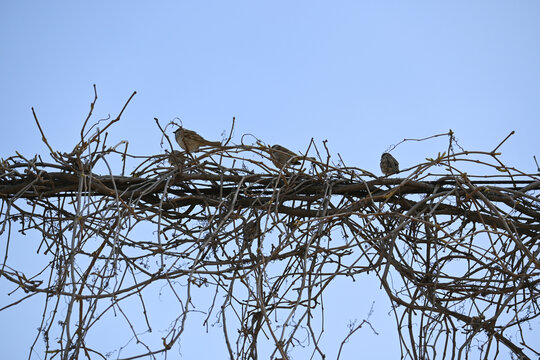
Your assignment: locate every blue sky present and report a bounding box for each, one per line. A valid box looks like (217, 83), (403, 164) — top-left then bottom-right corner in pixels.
(2, 1), (539, 169)
(1, 1), (539, 359)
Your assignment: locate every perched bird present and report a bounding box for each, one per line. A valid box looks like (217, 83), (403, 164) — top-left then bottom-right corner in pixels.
(240, 217), (261, 254)
(380, 152), (399, 176)
(269, 144), (302, 168)
(167, 150), (185, 168)
(174, 127), (221, 152)
(243, 218), (261, 244)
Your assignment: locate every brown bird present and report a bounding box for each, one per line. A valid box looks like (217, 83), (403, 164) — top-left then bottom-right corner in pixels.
(243, 218), (261, 244)
(167, 150), (185, 167)
(240, 217), (261, 254)
(269, 144), (302, 168)
(380, 153), (399, 176)
(174, 127), (221, 152)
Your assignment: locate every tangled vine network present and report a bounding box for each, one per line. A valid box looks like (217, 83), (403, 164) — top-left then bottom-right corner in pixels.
(1, 90), (539, 360)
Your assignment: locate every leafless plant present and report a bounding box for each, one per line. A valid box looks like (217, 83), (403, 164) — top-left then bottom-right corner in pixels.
(1, 89), (539, 360)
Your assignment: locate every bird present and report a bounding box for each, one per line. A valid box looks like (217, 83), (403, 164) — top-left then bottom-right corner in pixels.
(243, 218), (261, 244)
(166, 150), (185, 167)
(270, 144), (301, 168)
(240, 217), (261, 254)
(269, 144), (303, 168)
(380, 153), (399, 176)
(174, 127), (221, 152)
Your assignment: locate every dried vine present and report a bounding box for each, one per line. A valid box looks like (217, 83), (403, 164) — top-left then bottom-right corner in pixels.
(1, 91), (539, 360)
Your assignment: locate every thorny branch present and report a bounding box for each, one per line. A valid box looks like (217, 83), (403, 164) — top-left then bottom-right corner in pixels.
(0, 94), (539, 360)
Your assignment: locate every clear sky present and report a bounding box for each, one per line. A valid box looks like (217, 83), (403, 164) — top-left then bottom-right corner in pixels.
(1, 1), (539, 359)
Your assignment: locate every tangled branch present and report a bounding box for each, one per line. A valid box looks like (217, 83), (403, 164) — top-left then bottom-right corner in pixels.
(1, 92), (539, 360)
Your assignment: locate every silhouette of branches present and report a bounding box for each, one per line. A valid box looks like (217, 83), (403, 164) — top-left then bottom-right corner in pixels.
(1, 93), (539, 360)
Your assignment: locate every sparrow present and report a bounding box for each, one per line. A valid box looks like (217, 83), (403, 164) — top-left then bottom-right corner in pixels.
(243, 218), (261, 244)
(269, 144), (318, 169)
(174, 127), (221, 152)
(167, 150), (185, 167)
(269, 144), (301, 168)
(380, 152), (399, 176)
(238, 217), (261, 255)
